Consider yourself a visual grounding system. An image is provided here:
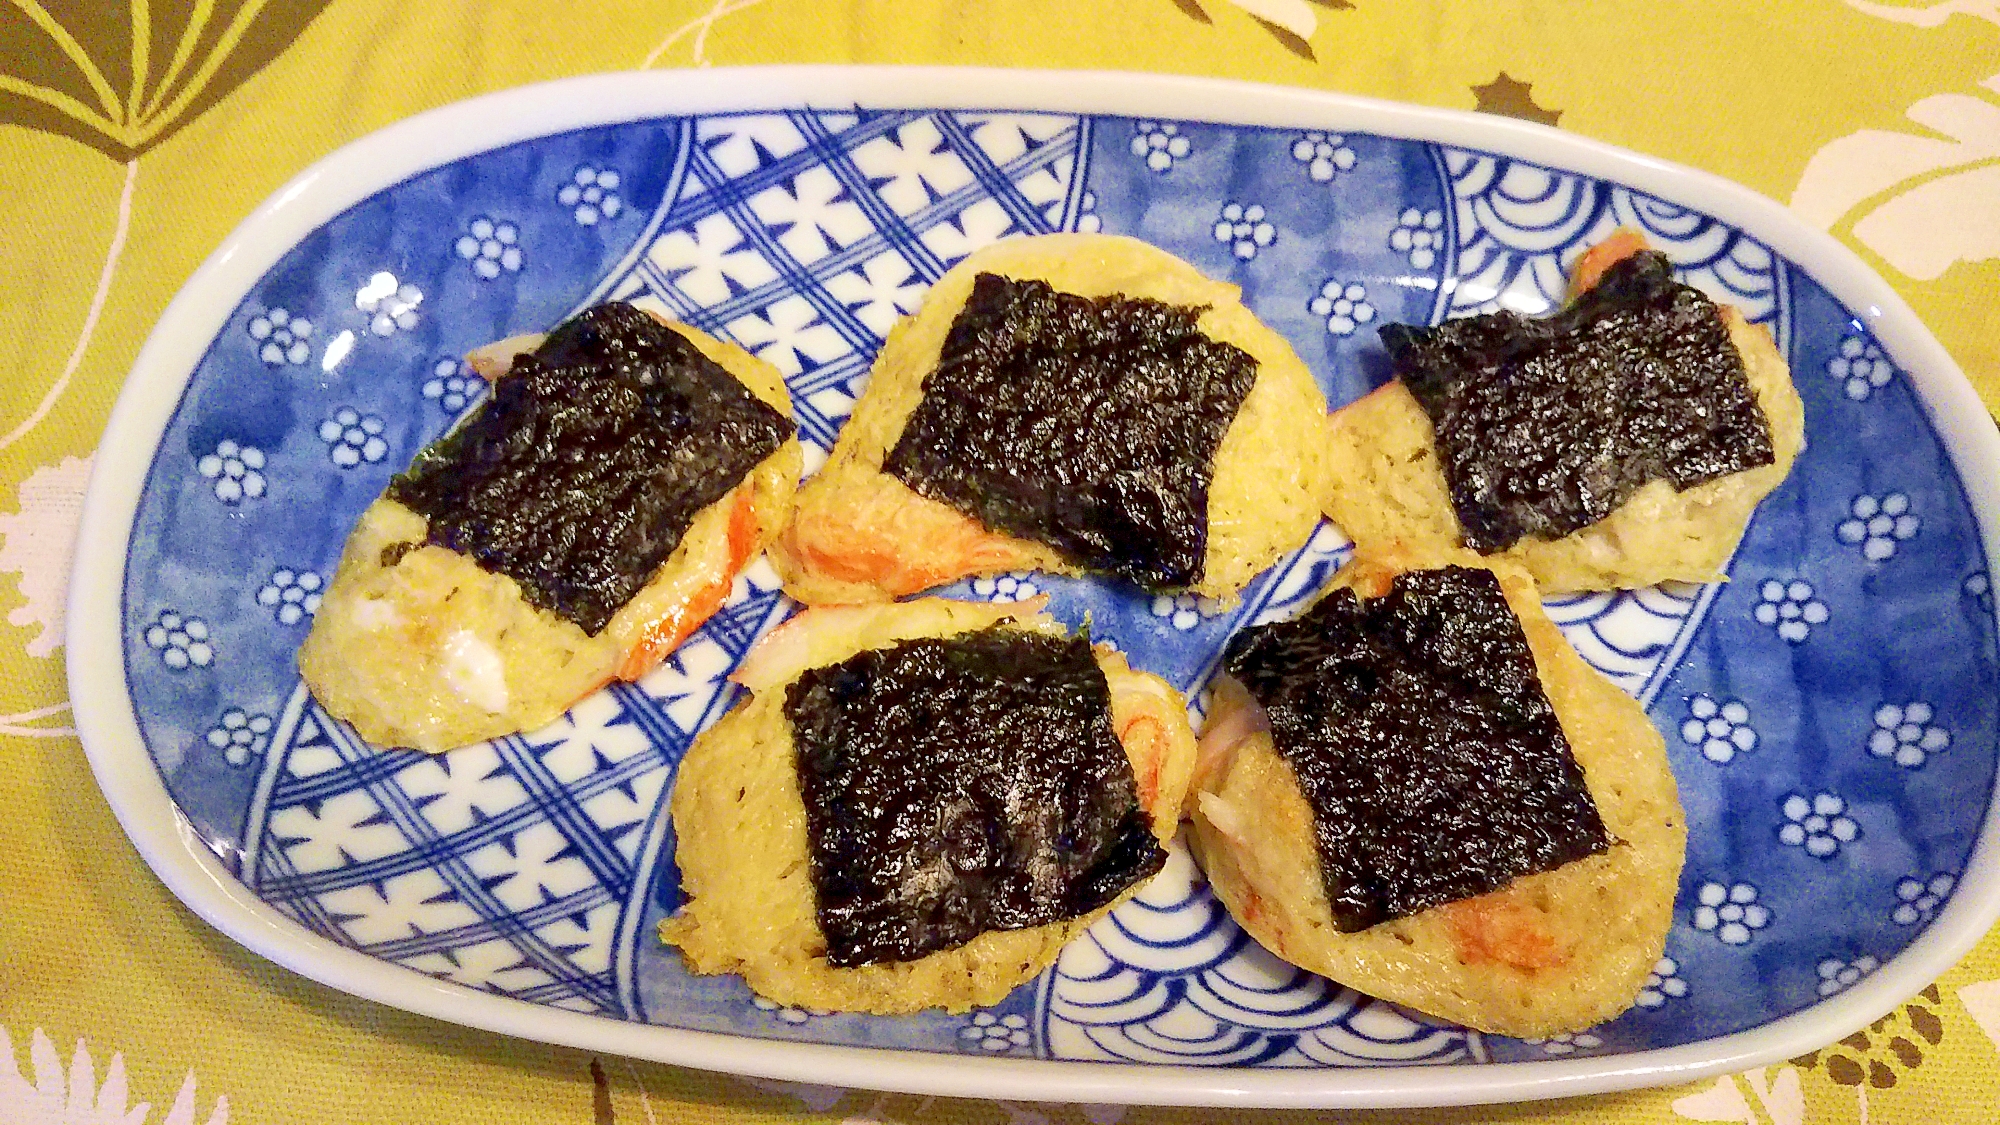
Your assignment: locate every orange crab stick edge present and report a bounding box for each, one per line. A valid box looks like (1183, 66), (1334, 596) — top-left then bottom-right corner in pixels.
(617, 487), (763, 682)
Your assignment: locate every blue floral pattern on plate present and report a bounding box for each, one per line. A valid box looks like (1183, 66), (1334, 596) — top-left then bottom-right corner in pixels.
(117, 108), (1998, 1068)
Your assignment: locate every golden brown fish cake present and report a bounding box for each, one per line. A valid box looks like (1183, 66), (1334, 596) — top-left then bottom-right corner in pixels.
(773, 233), (1332, 605)
(1188, 542), (1685, 1038)
(1321, 232), (1804, 593)
(660, 597), (1198, 1015)
(298, 311), (801, 752)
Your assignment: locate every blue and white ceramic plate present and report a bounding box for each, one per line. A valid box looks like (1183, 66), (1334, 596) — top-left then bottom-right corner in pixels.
(69, 69), (2000, 1108)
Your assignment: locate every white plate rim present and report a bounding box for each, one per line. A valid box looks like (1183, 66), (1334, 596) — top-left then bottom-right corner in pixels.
(65, 65), (2000, 1109)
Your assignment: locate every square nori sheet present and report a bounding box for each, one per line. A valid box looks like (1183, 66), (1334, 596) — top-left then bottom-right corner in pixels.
(1224, 566), (1610, 932)
(386, 302), (793, 635)
(785, 626), (1166, 966)
(1382, 251), (1775, 551)
(882, 273), (1259, 590)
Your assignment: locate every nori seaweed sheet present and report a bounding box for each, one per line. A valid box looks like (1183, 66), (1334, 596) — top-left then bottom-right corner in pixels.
(387, 303), (793, 635)
(786, 626), (1166, 966)
(1224, 566), (1610, 932)
(883, 273), (1258, 590)
(1383, 251), (1775, 551)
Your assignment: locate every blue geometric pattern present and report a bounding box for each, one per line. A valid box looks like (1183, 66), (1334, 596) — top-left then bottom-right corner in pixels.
(116, 107), (1997, 1071)
(596, 111), (1086, 459)
(241, 569), (790, 1017)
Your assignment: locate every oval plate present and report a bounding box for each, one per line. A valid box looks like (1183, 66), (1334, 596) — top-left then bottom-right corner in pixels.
(68, 68), (2000, 1109)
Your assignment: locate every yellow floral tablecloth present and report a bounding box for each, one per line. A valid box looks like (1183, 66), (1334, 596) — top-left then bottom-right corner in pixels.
(3, 1), (1998, 1121)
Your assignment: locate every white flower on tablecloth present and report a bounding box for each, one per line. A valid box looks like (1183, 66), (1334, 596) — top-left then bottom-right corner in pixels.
(247, 307), (313, 366)
(558, 166), (623, 226)
(1130, 121), (1190, 172)
(0, 1024), (229, 1125)
(354, 271), (422, 336)
(0, 454), (91, 658)
(1669, 1067), (1804, 1123)
(456, 217), (522, 280)
(1791, 67), (2000, 283)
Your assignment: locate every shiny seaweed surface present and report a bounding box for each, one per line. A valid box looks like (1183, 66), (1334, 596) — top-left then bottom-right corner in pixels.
(785, 626), (1165, 966)
(885, 273), (1256, 590)
(1225, 567), (1610, 932)
(1385, 252), (1774, 551)
(388, 303), (793, 634)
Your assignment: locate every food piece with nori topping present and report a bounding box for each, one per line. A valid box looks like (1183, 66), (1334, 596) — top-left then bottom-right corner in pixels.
(882, 273), (1259, 590)
(785, 625), (1166, 966)
(387, 302), (794, 635)
(1224, 566), (1610, 932)
(1383, 251), (1775, 552)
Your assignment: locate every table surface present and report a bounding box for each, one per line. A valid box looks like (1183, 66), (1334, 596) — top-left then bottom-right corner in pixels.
(4, 2), (1998, 1122)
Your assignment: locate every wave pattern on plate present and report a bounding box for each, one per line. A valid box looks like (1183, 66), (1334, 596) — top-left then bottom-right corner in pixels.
(1545, 583), (1718, 704)
(1439, 149), (1784, 340)
(1041, 848), (1481, 1066)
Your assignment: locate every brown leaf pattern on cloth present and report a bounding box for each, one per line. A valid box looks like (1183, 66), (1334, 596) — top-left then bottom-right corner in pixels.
(1160, 0), (1353, 61)
(0, 0), (334, 161)
(1247, 15), (1316, 61)
(1472, 71), (1564, 126)
(1790, 984), (1947, 1088)
(591, 1057), (615, 1124)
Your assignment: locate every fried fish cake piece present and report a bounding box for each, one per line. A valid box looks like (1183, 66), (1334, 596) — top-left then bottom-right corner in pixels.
(1189, 542), (1684, 1037)
(661, 597), (1197, 1014)
(1322, 231), (1804, 593)
(774, 233), (1332, 604)
(299, 304), (801, 752)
